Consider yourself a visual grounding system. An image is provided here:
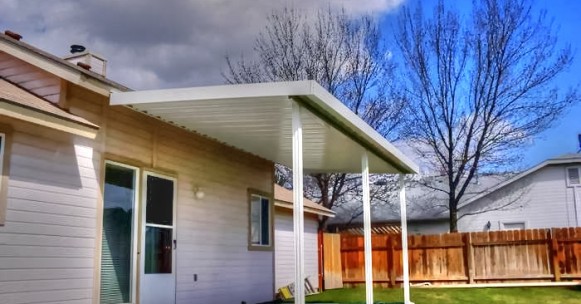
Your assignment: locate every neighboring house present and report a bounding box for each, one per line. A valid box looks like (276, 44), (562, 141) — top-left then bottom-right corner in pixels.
(458, 154), (581, 231)
(0, 31), (416, 304)
(329, 209), (450, 236)
(329, 174), (508, 235)
(331, 153), (581, 234)
(273, 184), (334, 292)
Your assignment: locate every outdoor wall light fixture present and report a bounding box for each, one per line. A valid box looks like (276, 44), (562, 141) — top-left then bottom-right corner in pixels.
(193, 186), (205, 199)
(485, 221), (492, 230)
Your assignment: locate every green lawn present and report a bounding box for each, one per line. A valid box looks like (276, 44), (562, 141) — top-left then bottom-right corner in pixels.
(301, 286), (581, 304)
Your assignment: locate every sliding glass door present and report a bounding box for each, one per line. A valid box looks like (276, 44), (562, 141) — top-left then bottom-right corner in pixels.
(100, 162), (139, 303)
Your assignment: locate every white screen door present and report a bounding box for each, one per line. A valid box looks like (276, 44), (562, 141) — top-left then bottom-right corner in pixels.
(139, 172), (177, 304)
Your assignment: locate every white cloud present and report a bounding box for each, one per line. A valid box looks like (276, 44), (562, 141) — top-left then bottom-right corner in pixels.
(0, 0), (405, 89)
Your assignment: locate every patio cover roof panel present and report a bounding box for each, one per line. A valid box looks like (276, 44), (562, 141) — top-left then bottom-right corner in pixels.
(111, 80), (418, 174)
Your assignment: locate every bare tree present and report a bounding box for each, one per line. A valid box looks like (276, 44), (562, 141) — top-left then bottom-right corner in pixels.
(396, 0), (578, 231)
(224, 7), (405, 229)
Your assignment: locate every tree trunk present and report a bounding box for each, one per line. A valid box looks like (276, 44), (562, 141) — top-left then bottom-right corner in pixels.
(449, 205), (458, 232)
(319, 216), (330, 232)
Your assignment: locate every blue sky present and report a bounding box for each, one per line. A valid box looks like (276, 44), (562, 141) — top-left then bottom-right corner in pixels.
(525, 0), (581, 165)
(382, 0), (581, 168)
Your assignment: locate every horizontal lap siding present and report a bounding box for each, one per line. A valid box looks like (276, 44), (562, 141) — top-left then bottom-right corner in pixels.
(0, 118), (98, 304)
(69, 85), (275, 304)
(459, 165), (576, 231)
(154, 125), (274, 304)
(0, 56), (275, 304)
(274, 209), (319, 291)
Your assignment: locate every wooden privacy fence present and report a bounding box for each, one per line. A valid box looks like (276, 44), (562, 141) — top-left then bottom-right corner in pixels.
(335, 227), (581, 287)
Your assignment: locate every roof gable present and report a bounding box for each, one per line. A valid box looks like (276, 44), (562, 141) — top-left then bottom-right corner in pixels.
(459, 154), (581, 209)
(0, 32), (129, 96)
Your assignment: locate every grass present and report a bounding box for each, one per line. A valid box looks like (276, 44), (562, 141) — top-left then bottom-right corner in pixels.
(300, 286), (581, 303)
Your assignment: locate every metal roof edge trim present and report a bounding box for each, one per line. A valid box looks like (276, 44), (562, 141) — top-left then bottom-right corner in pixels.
(110, 80), (315, 105)
(293, 82), (419, 174)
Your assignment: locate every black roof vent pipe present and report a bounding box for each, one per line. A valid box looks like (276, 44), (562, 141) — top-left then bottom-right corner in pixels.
(70, 44), (86, 54)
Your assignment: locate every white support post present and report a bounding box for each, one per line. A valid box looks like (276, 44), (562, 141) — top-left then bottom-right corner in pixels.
(399, 174), (412, 304)
(292, 101), (305, 304)
(361, 152), (373, 304)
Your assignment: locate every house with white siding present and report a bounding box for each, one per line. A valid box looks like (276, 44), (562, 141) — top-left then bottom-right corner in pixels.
(329, 174), (515, 235)
(458, 154), (581, 231)
(273, 184), (334, 293)
(0, 31), (418, 304)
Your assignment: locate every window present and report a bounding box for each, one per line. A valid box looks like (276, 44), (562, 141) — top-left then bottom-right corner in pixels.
(566, 167), (581, 187)
(248, 191), (272, 250)
(0, 131), (11, 226)
(501, 221), (526, 230)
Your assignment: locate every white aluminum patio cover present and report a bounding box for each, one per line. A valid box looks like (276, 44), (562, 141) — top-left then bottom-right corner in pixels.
(110, 80), (417, 174)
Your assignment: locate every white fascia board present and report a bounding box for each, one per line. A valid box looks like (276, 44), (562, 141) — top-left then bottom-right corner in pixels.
(110, 81), (315, 105)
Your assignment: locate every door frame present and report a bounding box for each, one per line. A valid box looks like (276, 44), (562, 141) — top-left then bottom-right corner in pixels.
(139, 170), (178, 303)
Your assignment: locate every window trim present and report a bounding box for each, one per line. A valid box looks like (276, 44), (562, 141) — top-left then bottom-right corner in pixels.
(247, 189), (274, 251)
(566, 166), (581, 187)
(499, 220), (527, 230)
(0, 126), (13, 226)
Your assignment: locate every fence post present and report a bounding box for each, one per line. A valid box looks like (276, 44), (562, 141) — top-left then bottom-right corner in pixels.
(388, 235), (396, 287)
(549, 228), (561, 282)
(464, 233), (475, 284)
